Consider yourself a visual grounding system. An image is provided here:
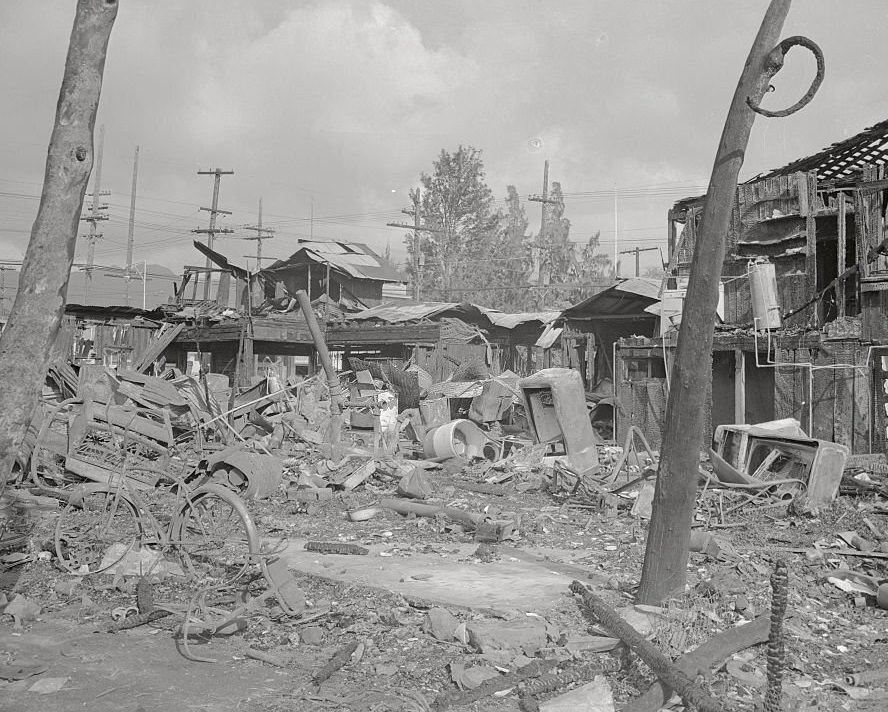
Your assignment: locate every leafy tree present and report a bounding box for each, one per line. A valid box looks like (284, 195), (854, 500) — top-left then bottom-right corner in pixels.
(403, 149), (613, 310)
(477, 185), (534, 311)
(406, 146), (500, 302)
(527, 183), (612, 309)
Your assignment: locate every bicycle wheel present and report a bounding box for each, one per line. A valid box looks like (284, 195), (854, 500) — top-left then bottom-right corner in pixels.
(171, 483), (260, 586)
(55, 484), (142, 574)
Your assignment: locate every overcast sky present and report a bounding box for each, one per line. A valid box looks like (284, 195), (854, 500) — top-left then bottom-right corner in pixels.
(1, 0), (886, 296)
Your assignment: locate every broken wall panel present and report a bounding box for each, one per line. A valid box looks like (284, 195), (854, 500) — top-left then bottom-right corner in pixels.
(873, 348), (888, 455)
(810, 346), (836, 442)
(852, 345), (872, 453)
(832, 342), (855, 450)
(616, 377), (667, 450)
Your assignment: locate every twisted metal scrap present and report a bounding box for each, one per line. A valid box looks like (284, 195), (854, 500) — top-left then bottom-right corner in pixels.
(764, 558), (790, 712)
(747, 36), (825, 118)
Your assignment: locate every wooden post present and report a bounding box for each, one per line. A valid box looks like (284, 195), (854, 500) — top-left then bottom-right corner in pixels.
(637, 0), (801, 604)
(804, 171), (818, 323)
(734, 348), (746, 424)
(837, 191), (846, 317)
(0, 0), (118, 483)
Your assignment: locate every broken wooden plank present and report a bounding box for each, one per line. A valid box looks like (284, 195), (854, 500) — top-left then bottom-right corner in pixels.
(132, 323), (184, 373)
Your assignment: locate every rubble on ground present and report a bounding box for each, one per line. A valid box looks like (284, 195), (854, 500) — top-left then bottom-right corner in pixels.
(1, 354), (887, 712)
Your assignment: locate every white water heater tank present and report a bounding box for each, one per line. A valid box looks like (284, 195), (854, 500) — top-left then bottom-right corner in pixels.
(748, 260), (782, 329)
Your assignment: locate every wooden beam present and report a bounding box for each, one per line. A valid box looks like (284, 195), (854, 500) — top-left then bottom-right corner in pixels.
(734, 348), (746, 424)
(804, 171), (818, 321)
(837, 191), (847, 317)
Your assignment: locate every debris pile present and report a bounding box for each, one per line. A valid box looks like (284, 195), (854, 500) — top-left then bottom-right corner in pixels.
(1, 349), (887, 712)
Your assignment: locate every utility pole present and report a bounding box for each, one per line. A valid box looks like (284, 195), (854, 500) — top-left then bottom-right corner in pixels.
(529, 160), (559, 285)
(193, 168), (234, 299)
(0, 266), (9, 319)
(387, 188), (438, 301)
(80, 123), (108, 304)
(125, 145), (139, 305)
(244, 197), (275, 266)
(619, 246), (659, 277)
(613, 184), (619, 277)
(636, 0), (822, 604)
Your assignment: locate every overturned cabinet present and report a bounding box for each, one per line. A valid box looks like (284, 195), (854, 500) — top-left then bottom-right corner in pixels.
(519, 368), (600, 474)
(711, 420), (848, 508)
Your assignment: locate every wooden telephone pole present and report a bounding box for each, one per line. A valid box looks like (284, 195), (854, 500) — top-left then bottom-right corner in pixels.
(80, 123), (108, 304)
(193, 168), (234, 300)
(637, 0), (824, 604)
(125, 145), (139, 306)
(244, 197), (275, 266)
(619, 245), (659, 277)
(528, 160), (560, 285)
(387, 188), (437, 301)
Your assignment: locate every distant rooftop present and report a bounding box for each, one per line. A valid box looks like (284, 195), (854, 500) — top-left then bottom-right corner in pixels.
(674, 118), (888, 212)
(267, 239), (406, 284)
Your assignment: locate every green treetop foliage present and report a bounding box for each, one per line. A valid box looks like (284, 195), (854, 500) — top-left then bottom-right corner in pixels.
(404, 147), (613, 310)
(405, 146), (500, 302)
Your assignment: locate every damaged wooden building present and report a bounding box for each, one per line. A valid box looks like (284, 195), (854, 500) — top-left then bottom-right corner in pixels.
(615, 119), (888, 454)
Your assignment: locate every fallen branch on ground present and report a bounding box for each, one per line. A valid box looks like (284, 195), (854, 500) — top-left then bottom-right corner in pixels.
(246, 647), (287, 668)
(313, 640), (359, 686)
(433, 658), (559, 711)
(569, 581), (730, 712)
(625, 614), (770, 712)
(106, 608), (172, 633)
(380, 498), (485, 530)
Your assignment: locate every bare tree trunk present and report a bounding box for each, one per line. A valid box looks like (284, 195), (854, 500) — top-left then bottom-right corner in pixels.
(637, 0), (794, 604)
(0, 0), (118, 483)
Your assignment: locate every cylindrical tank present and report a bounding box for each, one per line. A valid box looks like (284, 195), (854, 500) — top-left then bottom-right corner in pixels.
(748, 260), (782, 329)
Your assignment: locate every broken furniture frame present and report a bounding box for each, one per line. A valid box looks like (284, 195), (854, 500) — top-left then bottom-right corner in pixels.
(519, 368), (601, 475)
(711, 422), (848, 507)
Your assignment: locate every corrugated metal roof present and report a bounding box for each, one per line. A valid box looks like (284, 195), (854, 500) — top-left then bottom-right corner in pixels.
(561, 277), (661, 318)
(351, 302), (460, 323)
(266, 241), (407, 284)
(350, 301), (559, 331)
(478, 308), (561, 329)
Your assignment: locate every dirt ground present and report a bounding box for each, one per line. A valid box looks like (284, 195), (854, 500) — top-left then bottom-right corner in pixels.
(3, 459), (888, 712)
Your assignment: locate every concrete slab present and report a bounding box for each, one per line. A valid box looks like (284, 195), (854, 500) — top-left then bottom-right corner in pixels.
(276, 539), (601, 612)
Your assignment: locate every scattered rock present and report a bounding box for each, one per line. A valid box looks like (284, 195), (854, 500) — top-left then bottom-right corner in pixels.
(539, 675), (614, 712)
(424, 607), (458, 641)
(300, 626), (325, 646)
(53, 579), (78, 598)
(696, 571), (746, 598)
(2, 594), (40, 629)
(450, 662), (500, 690)
(397, 467), (433, 499)
(28, 676), (69, 694)
(466, 617), (548, 655)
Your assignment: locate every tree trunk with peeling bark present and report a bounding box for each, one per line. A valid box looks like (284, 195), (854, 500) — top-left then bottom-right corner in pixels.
(0, 0), (118, 483)
(636, 0), (794, 604)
